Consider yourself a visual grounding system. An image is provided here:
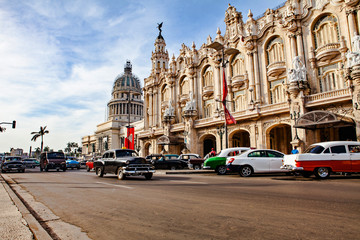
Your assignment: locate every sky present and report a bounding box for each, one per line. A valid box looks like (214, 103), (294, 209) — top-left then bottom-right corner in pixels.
(0, 0), (285, 153)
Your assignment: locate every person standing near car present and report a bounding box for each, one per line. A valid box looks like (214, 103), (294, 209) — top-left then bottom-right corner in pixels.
(209, 148), (216, 157)
(291, 146), (299, 154)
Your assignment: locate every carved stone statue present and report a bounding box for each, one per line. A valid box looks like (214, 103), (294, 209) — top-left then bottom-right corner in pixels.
(164, 100), (174, 117)
(288, 56), (307, 82)
(346, 32), (360, 68)
(185, 91), (196, 111)
(157, 22), (163, 36)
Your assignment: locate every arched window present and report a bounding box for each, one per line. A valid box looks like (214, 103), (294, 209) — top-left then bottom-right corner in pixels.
(313, 14), (339, 49)
(231, 54), (245, 76)
(180, 77), (190, 95)
(318, 63), (346, 92)
(161, 84), (169, 102)
(204, 100), (213, 118)
(269, 79), (286, 104)
(202, 66), (213, 87)
(266, 37), (285, 66)
(233, 90), (247, 111)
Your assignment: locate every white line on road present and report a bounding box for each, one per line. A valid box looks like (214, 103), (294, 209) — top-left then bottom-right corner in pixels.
(96, 182), (134, 189)
(168, 180), (208, 185)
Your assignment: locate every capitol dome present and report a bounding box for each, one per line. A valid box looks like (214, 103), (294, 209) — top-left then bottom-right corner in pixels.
(113, 61), (142, 93)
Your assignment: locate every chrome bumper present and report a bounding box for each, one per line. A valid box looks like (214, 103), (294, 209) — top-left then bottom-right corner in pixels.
(281, 165), (304, 171)
(123, 169), (156, 174)
(202, 166), (211, 169)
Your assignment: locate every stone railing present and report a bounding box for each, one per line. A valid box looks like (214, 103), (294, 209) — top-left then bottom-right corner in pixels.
(306, 88), (351, 104)
(259, 102), (288, 112)
(315, 43), (340, 62)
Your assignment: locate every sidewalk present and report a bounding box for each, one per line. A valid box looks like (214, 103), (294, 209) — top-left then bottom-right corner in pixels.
(0, 175), (34, 240)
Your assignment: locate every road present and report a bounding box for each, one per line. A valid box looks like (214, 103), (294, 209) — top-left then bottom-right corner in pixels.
(3, 168), (360, 240)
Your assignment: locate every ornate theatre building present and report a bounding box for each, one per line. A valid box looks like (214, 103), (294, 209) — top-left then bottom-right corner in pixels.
(137, 0), (360, 157)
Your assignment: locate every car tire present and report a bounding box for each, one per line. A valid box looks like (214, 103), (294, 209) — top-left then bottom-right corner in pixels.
(22, 169), (25, 173)
(144, 173), (153, 180)
(45, 167), (49, 172)
(194, 165), (201, 170)
(170, 166), (176, 170)
(40, 167), (43, 172)
(1, 169), (6, 173)
(86, 166), (90, 172)
(302, 171), (312, 178)
(314, 167), (330, 179)
(217, 165), (227, 175)
(117, 168), (126, 180)
(239, 165), (253, 177)
(63, 168), (66, 172)
(96, 167), (104, 177)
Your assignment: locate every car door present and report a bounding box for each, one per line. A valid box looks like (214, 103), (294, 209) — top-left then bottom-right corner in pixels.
(248, 150), (268, 172)
(267, 150), (285, 172)
(348, 145), (360, 171)
(330, 145), (351, 171)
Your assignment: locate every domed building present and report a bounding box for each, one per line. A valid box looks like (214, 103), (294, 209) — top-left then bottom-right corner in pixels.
(82, 61), (144, 157)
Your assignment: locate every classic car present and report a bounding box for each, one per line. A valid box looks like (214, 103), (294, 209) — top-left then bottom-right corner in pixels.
(203, 147), (251, 174)
(226, 149), (287, 177)
(94, 149), (155, 180)
(281, 141), (360, 179)
(40, 152), (66, 172)
(22, 158), (39, 168)
(178, 153), (203, 170)
(1, 156), (25, 173)
(66, 159), (80, 169)
(150, 154), (187, 170)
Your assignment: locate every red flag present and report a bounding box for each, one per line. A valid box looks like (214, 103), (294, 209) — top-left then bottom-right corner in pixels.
(222, 69), (228, 102)
(222, 68), (236, 125)
(125, 127), (135, 150)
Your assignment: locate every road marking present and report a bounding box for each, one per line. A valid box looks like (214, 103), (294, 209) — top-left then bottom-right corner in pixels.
(168, 180), (208, 185)
(96, 182), (134, 189)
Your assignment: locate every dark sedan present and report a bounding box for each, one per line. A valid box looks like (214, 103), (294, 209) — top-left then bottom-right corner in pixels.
(1, 156), (25, 173)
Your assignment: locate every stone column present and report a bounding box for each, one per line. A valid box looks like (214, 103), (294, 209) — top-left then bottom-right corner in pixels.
(289, 33), (297, 59)
(347, 9), (358, 38)
(253, 49), (261, 103)
(296, 31), (304, 60)
(214, 64), (221, 100)
(148, 91), (153, 128)
(153, 91), (159, 127)
(247, 51), (255, 104)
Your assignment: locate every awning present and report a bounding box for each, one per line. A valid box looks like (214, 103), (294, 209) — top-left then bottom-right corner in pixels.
(157, 135), (183, 145)
(294, 110), (354, 129)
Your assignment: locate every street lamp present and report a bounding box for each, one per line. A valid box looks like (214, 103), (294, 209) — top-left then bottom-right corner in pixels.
(290, 111), (300, 140)
(216, 125), (225, 150)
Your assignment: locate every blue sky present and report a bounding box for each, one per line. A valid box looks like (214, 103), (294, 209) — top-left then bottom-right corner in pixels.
(0, 0), (285, 153)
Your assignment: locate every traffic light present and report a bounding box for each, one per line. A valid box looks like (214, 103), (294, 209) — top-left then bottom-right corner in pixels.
(12, 120), (16, 129)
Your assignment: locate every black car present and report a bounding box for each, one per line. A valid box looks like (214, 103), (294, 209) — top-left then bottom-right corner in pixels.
(22, 158), (39, 168)
(1, 156), (25, 173)
(94, 149), (155, 180)
(150, 154), (187, 170)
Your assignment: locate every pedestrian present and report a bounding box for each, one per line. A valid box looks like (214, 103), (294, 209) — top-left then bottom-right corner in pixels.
(209, 148), (216, 157)
(291, 146), (299, 154)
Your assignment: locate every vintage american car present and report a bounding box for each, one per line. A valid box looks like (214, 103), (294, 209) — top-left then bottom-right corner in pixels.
(226, 149), (287, 177)
(94, 149), (155, 180)
(1, 156), (25, 173)
(22, 158), (39, 168)
(66, 159), (80, 169)
(203, 147), (250, 174)
(281, 141), (360, 179)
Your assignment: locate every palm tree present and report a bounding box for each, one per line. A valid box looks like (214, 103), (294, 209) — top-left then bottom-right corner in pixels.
(31, 126), (49, 152)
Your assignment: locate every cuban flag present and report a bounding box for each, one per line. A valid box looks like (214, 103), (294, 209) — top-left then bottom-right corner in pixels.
(125, 127), (135, 150)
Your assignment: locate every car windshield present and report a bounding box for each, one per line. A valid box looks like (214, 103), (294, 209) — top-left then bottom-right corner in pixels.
(5, 157), (22, 161)
(47, 152), (65, 159)
(304, 145), (325, 154)
(115, 150), (138, 157)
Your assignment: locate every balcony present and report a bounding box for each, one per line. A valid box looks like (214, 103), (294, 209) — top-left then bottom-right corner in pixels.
(305, 88), (351, 107)
(266, 61), (286, 78)
(231, 75), (247, 88)
(315, 43), (341, 63)
(202, 86), (214, 97)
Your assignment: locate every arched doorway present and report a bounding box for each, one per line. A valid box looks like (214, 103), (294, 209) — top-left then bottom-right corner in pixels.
(268, 124), (292, 154)
(144, 143), (151, 156)
(231, 130), (250, 147)
(203, 136), (216, 157)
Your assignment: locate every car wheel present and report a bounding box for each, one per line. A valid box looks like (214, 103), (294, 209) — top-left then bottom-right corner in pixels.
(45, 167), (49, 172)
(117, 168), (126, 180)
(194, 165), (201, 170)
(77, 166), (80, 169)
(86, 166), (90, 172)
(1, 169), (6, 173)
(57, 168), (60, 172)
(96, 167), (104, 177)
(239, 166), (253, 177)
(314, 167), (330, 179)
(144, 173), (153, 180)
(170, 166), (176, 170)
(40, 167), (43, 172)
(22, 169), (25, 173)
(63, 167), (66, 172)
(217, 165), (227, 175)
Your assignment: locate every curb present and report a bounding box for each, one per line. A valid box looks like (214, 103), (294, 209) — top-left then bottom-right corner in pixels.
(1, 174), (53, 240)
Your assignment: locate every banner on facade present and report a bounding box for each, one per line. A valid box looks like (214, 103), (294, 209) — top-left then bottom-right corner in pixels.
(125, 127), (135, 150)
(222, 69), (236, 125)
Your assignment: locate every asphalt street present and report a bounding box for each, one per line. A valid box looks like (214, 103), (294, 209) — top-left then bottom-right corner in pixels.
(2, 168), (360, 240)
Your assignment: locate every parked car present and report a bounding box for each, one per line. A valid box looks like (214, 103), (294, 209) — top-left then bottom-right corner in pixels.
(66, 159), (80, 169)
(40, 152), (66, 172)
(281, 141), (360, 179)
(22, 158), (39, 168)
(151, 154), (186, 170)
(226, 149), (287, 177)
(86, 159), (94, 172)
(203, 147), (251, 174)
(1, 156), (25, 173)
(79, 160), (87, 168)
(178, 153), (203, 170)
(94, 149), (155, 180)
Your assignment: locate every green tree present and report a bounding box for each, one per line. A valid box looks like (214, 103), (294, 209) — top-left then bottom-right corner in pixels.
(65, 142), (78, 156)
(31, 126), (49, 152)
(43, 146), (50, 152)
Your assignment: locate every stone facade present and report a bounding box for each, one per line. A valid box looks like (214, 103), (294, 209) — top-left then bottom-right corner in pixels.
(137, 0), (360, 157)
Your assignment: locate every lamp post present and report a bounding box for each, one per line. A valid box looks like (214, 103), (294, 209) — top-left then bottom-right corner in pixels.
(216, 125), (225, 150)
(290, 111), (300, 140)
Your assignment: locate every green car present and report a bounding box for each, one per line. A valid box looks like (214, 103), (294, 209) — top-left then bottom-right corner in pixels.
(203, 147), (250, 175)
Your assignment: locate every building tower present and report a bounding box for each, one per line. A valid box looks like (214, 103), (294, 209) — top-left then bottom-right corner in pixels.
(151, 25), (169, 73)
